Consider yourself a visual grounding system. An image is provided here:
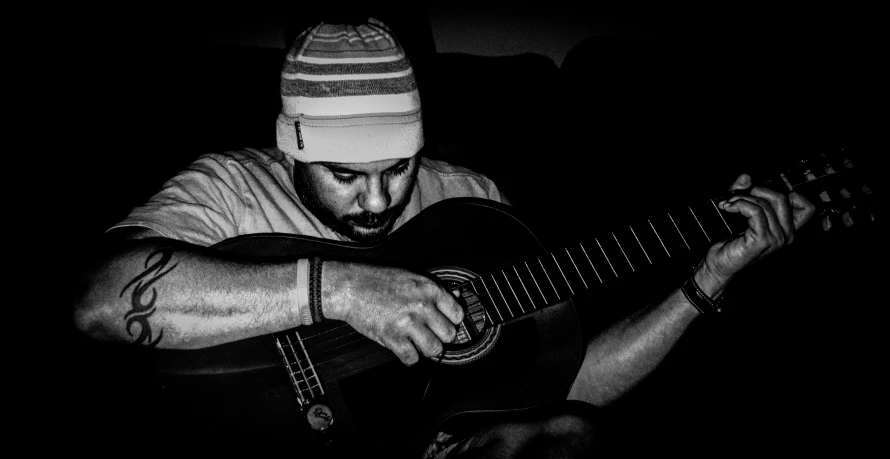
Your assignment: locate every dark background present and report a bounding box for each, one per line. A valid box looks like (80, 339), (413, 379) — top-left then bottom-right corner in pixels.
(37, 3), (884, 454)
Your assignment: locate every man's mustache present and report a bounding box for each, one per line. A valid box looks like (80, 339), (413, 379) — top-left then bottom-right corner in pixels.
(343, 210), (394, 228)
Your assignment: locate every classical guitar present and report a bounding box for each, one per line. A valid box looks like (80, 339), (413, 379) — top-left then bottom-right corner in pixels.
(153, 151), (877, 457)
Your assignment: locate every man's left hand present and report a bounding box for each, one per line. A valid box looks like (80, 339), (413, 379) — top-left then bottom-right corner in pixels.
(696, 173), (816, 297)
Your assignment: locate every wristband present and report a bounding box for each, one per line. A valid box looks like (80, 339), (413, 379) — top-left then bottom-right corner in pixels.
(681, 272), (722, 314)
(296, 258), (312, 326)
(309, 256), (325, 324)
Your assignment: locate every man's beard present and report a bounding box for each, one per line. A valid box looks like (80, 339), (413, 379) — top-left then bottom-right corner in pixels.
(294, 172), (415, 244)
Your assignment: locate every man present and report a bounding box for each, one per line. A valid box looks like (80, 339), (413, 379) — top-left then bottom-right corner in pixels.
(74, 18), (815, 457)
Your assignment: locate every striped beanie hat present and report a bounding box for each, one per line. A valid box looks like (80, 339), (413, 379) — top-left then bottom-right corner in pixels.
(276, 18), (423, 163)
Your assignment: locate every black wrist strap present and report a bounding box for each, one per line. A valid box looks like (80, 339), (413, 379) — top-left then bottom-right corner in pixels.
(681, 274), (722, 314)
(309, 256), (325, 323)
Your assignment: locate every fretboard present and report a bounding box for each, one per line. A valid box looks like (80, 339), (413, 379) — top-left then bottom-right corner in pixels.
(457, 197), (741, 327)
(456, 154), (863, 327)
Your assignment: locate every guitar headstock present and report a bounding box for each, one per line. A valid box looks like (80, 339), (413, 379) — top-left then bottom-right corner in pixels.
(776, 149), (880, 234)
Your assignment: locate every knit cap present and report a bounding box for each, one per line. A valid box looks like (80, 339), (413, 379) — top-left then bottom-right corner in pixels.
(276, 18), (423, 163)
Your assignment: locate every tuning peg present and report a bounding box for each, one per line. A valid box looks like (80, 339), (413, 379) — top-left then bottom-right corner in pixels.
(858, 184), (879, 224)
(838, 188), (857, 227)
(817, 191), (841, 231)
(822, 185), (877, 230)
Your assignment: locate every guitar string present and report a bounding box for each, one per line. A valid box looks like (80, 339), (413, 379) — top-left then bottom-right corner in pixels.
(280, 333), (318, 400)
(259, 157), (858, 379)
(286, 156), (858, 368)
(461, 156), (840, 322)
(481, 158), (854, 321)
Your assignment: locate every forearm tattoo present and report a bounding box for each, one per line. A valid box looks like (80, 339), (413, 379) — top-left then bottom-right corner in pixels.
(119, 248), (179, 347)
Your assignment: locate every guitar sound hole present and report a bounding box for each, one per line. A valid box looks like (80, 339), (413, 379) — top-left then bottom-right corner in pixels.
(431, 266), (502, 366)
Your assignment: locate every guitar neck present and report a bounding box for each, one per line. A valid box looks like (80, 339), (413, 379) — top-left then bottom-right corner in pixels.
(460, 151), (872, 327)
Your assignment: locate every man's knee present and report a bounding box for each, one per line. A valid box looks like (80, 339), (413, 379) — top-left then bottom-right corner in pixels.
(547, 410), (601, 447)
(519, 401), (604, 457)
(452, 402), (605, 458)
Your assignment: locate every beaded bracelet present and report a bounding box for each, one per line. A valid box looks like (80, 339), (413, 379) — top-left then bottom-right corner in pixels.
(309, 256), (325, 324)
(681, 271), (723, 314)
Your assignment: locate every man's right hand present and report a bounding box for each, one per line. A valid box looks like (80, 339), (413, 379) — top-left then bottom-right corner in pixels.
(320, 260), (465, 365)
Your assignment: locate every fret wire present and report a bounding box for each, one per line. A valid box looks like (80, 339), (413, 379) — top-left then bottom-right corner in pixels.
(579, 243), (603, 283)
(537, 258), (561, 300)
(293, 332), (324, 397)
(667, 213), (691, 251)
(285, 357), (314, 369)
(469, 281), (495, 326)
(710, 199), (733, 233)
(629, 226), (652, 265)
(595, 238), (618, 278)
(501, 270), (526, 314)
(297, 382), (323, 391)
(648, 219), (671, 258)
(296, 378), (320, 388)
(284, 334), (317, 399)
(612, 232), (635, 272)
(565, 248), (588, 290)
(275, 338), (305, 403)
(525, 261), (549, 304)
(513, 266), (538, 310)
(688, 206), (711, 243)
(551, 253), (575, 295)
(294, 330), (326, 393)
(478, 276), (505, 323)
(282, 336), (304, 379)
(490, 274), (515, 318)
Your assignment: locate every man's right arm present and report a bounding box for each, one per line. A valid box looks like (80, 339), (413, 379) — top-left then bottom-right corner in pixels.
(74, 228), (464, 357)
(74, 227), (307, 349)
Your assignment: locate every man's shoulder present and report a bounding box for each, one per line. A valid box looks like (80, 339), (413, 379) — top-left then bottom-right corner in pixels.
(416, 157), (507, 204)
(193, 147), (289, 171)
(418, 157), (492, 182)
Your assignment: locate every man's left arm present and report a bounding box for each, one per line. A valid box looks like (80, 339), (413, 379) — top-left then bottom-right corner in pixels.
(567, 174), (816, 406)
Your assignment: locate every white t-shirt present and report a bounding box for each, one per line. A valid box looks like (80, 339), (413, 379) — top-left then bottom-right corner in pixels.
(112, 147), (507, 246)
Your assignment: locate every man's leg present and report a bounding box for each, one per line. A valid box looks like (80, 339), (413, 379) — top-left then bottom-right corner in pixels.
(448, 401), (604, 458)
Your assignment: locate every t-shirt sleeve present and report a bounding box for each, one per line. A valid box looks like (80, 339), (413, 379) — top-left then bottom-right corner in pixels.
(110, 155), (244, 246)
(482, 178), (510, 206)
(415, 158), (513, 210)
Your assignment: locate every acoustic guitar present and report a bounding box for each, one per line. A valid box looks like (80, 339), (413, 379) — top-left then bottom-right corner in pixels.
(153, 151), (877, 457)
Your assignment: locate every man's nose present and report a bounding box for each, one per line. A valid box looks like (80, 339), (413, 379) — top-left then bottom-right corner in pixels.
(359, 177), (390, 214)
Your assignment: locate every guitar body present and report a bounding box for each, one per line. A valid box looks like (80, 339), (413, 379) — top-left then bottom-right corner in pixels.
(154, 198), (583, 456)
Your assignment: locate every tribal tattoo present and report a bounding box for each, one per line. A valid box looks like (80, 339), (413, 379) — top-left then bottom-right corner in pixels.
(119, 247), (179, 347)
